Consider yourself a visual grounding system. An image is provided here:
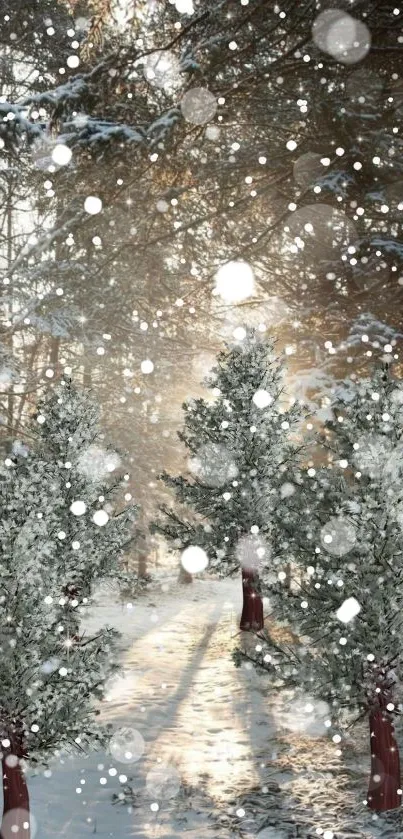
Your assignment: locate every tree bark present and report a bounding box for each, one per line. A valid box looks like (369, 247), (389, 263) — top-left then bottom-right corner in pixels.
(138, 554), (148, 578)
(178, 564), (193, 584)
(1, 732), (30, 838)
(240, 568), (264, 631)
(49, 336), (60, 371)
(367, 686), (402, 812)
(4, 176), (14, 455)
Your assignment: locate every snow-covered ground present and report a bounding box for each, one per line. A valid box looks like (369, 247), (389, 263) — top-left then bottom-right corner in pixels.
(26, 575), (403, 838)
(28, 575), (270, 838)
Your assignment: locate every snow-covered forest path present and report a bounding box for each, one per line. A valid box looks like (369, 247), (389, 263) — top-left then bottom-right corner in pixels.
(29, 576), (276, 838)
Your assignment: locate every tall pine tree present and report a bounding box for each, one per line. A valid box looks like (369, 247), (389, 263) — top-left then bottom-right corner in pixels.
(239, 363), (403, 811)
(155, 329), (302, 630)
(0, 379), (136, 836)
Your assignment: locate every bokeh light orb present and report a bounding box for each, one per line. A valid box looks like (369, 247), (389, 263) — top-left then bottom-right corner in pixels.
(141, 359), (154, 374)
(70, 500), (86, 516)
(93, 509), (109, 527)
(109, 727), (145, 763)
(313, 10), (371, 65)
(252, 389), (273, 409)
(51, 144), (72, 166)
(84, 196), (102, 215)
(233, 326), (247, 341)
(181, 546), (209, 575)
(293, 152), (324, 189)
(143, 51), (182, 92)
(181, 88), (217, 125)
(277, 693), (330, 737)
(214, 261), (255, 303)
(336, 596), (361, 624)
(283, 204), (357, 262)
(146, 762), (181, 799)
(236, 534), (269, 572)
(189, 442), (238, 487)
(320, 517), (356, 557)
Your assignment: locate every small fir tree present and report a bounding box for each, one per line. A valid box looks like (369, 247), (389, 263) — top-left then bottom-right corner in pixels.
(239, 364), (403, 811)
(155, 330), (302, 630)
(0, 379), (136, 836)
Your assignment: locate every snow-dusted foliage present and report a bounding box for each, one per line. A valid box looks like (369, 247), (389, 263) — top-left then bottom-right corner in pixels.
(154, 329), (302, 576)
(239, 363), (403, 727)
(0, 379), (137, 764)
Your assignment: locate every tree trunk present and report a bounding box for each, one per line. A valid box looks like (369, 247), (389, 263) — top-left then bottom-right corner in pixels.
(1, 733), (31, 838)
(5, 180), (14, 455)
(138, 554), (147, 578)
(49, 336), (60, 372)
(367, 687), (402, 812)
(240, 568), (264, 631)
(83, 350), (92, 389)
(178, 564), (193, 584)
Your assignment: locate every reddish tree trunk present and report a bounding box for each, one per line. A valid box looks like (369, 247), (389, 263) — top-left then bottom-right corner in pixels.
(1, 733), (30, 838)
(367, 687), (402, 812)
(240, 568), (264, 631)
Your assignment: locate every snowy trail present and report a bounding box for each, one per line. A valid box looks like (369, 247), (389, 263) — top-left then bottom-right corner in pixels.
(27, 577), (403, 839)
(28, 577), (275, 838)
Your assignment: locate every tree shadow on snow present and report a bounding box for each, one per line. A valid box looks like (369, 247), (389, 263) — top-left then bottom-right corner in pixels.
(112, 774), (239, 839)
(231, 638), (300, 838)
(231, 658), (403, 839)
(118, 601), (225, 759)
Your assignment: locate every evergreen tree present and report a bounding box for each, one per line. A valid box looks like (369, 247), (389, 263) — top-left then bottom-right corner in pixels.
(239, 363), (403, 811)
(154, 329), (302, 630)
(0, 378), (136, 836)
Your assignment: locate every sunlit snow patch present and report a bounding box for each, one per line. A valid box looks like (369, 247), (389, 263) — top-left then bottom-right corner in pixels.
(145, 763), (181, 799)
(277, 694), (330, 738)
(104, 671), (138, 708)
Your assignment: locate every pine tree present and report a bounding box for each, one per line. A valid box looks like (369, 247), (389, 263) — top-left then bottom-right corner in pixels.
(154, 329), (302, 630)
(0, 378), (136, 836)
(240, 363), (403, 811)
